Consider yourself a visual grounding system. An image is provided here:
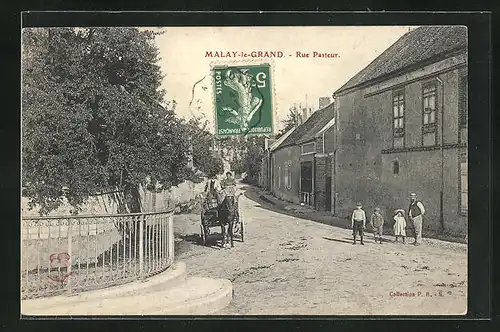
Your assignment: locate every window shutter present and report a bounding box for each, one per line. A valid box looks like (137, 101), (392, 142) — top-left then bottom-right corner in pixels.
(458, 68), (467, 128)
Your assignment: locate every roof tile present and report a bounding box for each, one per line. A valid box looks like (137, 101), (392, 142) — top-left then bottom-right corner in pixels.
(335, 26), (467, 94)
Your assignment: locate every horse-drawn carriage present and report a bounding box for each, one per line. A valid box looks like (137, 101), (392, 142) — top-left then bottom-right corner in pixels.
(200, 189), (244, 248)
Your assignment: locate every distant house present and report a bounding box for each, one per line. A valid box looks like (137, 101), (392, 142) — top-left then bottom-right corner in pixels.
(332, 26), (468, 236)
(260, 127), (296, 190)
(270, 102), (336, 211)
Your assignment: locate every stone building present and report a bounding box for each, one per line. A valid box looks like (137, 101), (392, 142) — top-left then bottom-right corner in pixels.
(270, 102), (335, 210)
(331, 26), (468, 236)
(260, 128), (296, 190)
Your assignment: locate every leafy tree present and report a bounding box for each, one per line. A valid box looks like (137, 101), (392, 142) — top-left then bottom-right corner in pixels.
(226, 136), (264, 181)
(277, 105), (301, 138)
(22, 27), (193, 215)
(185, 117), (224, 178)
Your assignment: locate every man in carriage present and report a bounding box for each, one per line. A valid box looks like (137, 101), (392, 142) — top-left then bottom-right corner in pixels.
(203, 174), (222, 209)
(220, 171), (242, 217)
(200, 171), (244, 248)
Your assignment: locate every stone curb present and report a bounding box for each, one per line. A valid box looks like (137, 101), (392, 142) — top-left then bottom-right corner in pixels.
(22, 261), (187, 313)
(22, 277), (233, 316)
(148, 278), (233, 315)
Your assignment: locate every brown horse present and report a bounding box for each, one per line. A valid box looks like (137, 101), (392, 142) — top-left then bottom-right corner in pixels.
(218, 194), (239, 248)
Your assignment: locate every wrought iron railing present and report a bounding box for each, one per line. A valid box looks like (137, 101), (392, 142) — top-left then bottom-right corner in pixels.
(21, 210), (175, 300)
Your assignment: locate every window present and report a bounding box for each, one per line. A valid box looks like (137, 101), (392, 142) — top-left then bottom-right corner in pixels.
(459, 153), (468, 214)
(392, 91), (405, 148)
(301, 142), (315, 155)
(422, 84), (437, 146)
(458, 69), (468, 143)
(278, 166), (281, 189)
(283, 161), (292, 189)
(393, 161), (399, 175)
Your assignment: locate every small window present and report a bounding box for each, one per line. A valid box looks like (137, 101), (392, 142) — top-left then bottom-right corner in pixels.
(301, 142), (316, 155)
(393, 161), (399, 175)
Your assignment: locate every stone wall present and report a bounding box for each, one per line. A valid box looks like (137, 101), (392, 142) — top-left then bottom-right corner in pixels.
(22, 180), (206, 217)
(334, 65), (467, 236)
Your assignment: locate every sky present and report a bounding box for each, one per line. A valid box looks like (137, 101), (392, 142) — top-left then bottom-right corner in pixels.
(153, 26), (414, 133)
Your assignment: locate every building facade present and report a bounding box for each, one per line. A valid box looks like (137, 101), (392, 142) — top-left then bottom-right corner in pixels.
(332, 26), (468, 236)
(270, 103), (336, 210)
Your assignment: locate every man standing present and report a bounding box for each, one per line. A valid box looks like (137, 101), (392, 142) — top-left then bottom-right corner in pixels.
(351, 202), (366, 245)
(408, 192), (426, 245)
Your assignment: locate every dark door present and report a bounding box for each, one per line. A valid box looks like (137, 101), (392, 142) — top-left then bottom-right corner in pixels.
(326, 176), (332, 211)
(300, 161), (313, 193)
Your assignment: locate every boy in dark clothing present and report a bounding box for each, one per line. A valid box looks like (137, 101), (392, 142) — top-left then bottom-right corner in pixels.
(370, 207), (384, 244)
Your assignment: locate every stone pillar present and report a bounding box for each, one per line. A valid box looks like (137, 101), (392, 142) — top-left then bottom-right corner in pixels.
(315, 155), (328, 211)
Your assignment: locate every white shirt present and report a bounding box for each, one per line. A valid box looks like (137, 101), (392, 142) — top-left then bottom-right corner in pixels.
(409, 201), (426, 218)
(351, 209), (366, 227)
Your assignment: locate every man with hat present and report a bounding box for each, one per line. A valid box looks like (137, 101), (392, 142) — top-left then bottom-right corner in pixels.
(408, 192), (426, 245)
(351, 202), (366, 245)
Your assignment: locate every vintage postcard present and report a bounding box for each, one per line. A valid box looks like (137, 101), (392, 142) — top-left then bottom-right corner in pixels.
(21, 24), (468, 316)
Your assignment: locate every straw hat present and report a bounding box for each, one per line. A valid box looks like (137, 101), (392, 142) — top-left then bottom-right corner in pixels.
(356, 202), (362, 207)
(394, 209), (405, 215)
(374, 207), (380, 212)
(409, 192), (417, 198)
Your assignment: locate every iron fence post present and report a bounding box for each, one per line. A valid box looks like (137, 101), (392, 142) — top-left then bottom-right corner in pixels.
(139, 214), (144, 279)
(168, 214), (174, 264)
(67, 220), (72, 293)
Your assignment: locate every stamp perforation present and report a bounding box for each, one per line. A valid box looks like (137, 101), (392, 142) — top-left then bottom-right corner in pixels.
(208, 58), (278, 138)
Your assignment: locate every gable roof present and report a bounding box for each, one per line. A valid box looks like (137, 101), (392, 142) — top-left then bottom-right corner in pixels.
(269, 126), (296, 151)
(335, 26), (468, 94)
(276, 102), (335, 150)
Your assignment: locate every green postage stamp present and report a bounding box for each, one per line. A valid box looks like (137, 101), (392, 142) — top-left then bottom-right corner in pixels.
(212, 64), (273, 136)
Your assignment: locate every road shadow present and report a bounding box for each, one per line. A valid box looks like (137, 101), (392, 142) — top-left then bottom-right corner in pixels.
(322, 236), (352, 244)
(243, 185), (466, 244)
(177, 233), (221, 249)
(244, 187), (351, 230)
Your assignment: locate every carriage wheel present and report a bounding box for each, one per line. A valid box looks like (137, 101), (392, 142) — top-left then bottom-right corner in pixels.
(200, 224), (207, 246)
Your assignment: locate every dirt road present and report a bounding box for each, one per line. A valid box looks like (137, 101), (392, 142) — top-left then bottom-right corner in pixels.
(173, 188), (467, 315)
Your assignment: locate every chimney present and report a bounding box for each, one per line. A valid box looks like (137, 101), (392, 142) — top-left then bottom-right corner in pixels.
(302, 108), (308, 121)
(319, 97), (331, 109)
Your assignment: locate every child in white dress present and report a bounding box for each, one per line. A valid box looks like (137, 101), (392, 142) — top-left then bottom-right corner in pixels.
(393, 209), (407, 244)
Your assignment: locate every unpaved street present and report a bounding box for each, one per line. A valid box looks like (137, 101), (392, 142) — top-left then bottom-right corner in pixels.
(174, 187), (467, 315)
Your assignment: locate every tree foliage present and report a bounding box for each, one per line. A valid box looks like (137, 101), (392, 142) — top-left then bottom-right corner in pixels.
(22, 27), (194, 215)
(277, 106), (300, 138)
(227, 136), (264, 180)
(185, 117), (224, 179)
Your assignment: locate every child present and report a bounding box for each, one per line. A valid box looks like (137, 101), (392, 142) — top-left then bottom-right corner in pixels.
(370, 207), (385, 244)
(393, 209), (407, 243)
(351, 202), (366, 245)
